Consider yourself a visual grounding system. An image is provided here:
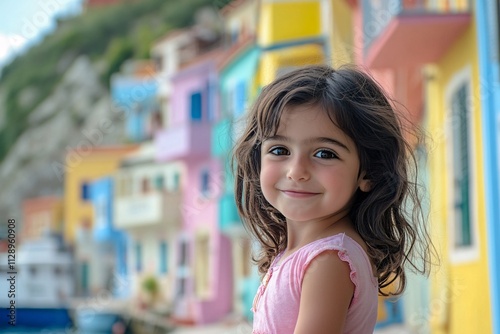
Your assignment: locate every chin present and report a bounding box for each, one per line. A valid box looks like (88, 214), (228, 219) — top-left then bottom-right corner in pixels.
(282, 213), (319, 223)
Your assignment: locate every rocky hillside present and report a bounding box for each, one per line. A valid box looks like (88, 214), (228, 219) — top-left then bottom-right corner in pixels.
(0, 55), (125, 221)
(0, 0), (232, 232)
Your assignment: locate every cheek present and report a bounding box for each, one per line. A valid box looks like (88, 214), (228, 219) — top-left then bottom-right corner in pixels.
(321, 167), (357, 190)
(260, 163), (279, 196)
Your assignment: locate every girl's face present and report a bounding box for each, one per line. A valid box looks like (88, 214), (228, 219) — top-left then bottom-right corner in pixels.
(260, 104), (370, 225)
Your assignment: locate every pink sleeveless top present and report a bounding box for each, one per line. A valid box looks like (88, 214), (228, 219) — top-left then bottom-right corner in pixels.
(252, 233), (378, 334)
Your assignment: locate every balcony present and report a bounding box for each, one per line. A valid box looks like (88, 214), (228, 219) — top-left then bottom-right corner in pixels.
(114, 191), (181, 229)
(363, 0), (471, 68)
(155, 122), (211, 162)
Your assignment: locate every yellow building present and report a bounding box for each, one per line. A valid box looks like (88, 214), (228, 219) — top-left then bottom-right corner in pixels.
(63, 145), (137, 296)
(257, 0), (326, 86)
(322, 1), (492, 332)
(426, 12), (492, 334)
(63, 145), (138, 245)
(328, 0), (355, 67)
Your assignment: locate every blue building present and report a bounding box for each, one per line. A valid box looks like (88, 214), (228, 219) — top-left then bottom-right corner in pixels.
(215, 40), (261, 320)
(476, 1), (500, 333)
(111, 60), (160, 143)
(90, 177), (130, 298)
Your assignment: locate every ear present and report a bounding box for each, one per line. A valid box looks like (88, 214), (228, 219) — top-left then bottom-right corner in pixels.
(358, 171), (372, 192)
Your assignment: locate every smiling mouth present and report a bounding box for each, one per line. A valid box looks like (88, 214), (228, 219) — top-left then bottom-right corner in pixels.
(281, 190), (319, 198)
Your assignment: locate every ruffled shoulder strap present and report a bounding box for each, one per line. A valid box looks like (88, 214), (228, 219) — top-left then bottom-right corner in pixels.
(300, 233), (367, 302)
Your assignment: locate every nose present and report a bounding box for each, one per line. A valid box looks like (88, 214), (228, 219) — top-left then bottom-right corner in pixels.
(286, 155), (311, 181)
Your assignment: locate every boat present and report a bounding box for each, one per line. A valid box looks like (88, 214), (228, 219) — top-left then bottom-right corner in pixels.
(0, 233), (74, 330)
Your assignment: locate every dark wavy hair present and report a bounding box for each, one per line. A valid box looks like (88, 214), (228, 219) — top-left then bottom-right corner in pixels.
(232, 64), (433, 295)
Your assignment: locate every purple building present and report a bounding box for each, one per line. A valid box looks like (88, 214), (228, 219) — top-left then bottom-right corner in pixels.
(155, 47), (233, 324)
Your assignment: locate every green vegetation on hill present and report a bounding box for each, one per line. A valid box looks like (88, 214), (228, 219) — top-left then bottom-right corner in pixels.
(0, 0), (232, 162)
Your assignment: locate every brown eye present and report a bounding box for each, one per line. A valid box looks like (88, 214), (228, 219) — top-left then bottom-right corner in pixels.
(269, 147), (289, 156)
(314, 150), (338, 159)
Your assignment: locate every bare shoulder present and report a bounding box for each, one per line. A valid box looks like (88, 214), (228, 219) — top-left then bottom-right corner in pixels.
(294, 250), (354, 334)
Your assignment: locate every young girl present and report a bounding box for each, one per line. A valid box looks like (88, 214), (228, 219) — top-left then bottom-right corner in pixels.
(233, 65), (433, 333)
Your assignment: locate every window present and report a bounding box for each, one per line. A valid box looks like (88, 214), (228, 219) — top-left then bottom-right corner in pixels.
(446, 67), (478, 263)
(179, 240), (188, 266)
(135, 242), (142, 272)
(141, 178), (150, 194)
(119, 236), (128, 276)
(154, 175), (164, 191)
(159, 241), (168, 274)
(207, 80), (215, 121)
(190, 92), (202, 121)
(242, 238), (251, 277)
(451, 83), (471, 247)
(81, 182), (91, 201)
(178, 278), (186, 297)
(195, 234), (210, 299)
(81, 261), (89, 295)
(201, 170), (210, 197)
(173, 172), (181, 191)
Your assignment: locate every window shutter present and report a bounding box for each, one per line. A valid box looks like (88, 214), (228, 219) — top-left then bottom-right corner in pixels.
(452, 84), (472, 247)
(190, 92), (202, 121)
(159, 241), (168, 274)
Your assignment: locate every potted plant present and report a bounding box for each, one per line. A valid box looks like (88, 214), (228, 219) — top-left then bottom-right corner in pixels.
(140, 275), (160, 308)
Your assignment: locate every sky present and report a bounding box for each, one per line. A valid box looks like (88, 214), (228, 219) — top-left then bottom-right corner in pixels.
(0, 0), (83, 69)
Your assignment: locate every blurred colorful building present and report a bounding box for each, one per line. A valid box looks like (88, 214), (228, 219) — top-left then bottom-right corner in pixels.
(21, 196), (63, 242)
(63, 146), (137, 296)
(257, 0), (326, 85)
(476, 1), (500, 333)
(89, 176), (129, 298)
(53, 0), (500, 332)
(214, 0), (261, 320)
(110, 60), (160, 143)
(110, 56), (184, 310)
(153, 18), (235, 323)
(113, 144), (183, 308)
(151, 28), (194, 130)
(421, 2), (491, 333)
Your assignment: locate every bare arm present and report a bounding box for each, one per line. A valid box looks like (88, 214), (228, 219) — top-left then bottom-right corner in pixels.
(294, 250), (354, 334)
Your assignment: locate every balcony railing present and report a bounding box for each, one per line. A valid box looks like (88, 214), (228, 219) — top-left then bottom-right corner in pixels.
(155, 121), (211, 162)
(114, 191), (181, 229)
(362, 0), (470, 67)
(363, 0), (470, 52)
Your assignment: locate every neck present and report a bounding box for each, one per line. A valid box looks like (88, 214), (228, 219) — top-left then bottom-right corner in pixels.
(284, 210), (353, 253)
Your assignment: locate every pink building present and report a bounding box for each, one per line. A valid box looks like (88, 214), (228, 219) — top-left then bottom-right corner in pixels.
(347, 0), (468, 134)
(155, 47), (233, 325)
(344, 0), (471, 329)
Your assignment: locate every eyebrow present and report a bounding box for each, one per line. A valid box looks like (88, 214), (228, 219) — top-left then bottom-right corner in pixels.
(265, 135), (351, 152)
